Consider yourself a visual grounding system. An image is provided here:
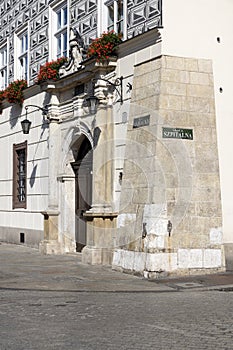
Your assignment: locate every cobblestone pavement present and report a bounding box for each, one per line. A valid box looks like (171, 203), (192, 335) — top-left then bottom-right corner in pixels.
(0, 243), (233, 349)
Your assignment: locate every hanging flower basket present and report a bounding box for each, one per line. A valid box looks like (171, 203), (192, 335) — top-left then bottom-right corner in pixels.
(35, 57), (68, 84)
(4, 79), (27, 106)
(87, 31), (122, 62)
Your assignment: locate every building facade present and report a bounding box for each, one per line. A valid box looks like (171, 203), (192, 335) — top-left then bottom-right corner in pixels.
(0, 0), (232, 276)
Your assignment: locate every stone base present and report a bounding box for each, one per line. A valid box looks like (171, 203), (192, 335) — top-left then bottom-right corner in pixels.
(112, 248), (226, 277)
(224, 243), (233, 271)
(39, 240), (62, 255)
(0, 226), (43, 248)
(82, 246), (113, 265)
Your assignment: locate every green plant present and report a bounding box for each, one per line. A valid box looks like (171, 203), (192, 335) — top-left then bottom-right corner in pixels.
(87, 31), (122, 62)
(36, 57), (68, 83)
(4, 80), (27, 106)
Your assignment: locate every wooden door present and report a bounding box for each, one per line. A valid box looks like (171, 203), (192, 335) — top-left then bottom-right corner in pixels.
(71, 138), (92, 252)
(76, 158), (92, 251)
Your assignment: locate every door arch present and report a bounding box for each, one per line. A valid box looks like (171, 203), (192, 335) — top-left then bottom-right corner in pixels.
(71, 136), (93, 252)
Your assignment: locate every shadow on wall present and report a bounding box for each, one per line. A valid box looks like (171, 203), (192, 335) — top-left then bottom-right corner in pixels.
(93, 127), (101, 147)
(29, 91), (51, 189)
(43, 92), (51, 107)
(29, 118), (49, 189)
(29, 164), (38, 188)
(9, 104), (22, 128)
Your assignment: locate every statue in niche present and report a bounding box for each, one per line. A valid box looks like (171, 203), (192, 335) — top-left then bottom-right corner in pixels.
(59, 28), (86, 76)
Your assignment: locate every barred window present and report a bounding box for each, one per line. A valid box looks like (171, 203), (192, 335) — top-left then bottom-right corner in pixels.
(13, 141), (27, 209)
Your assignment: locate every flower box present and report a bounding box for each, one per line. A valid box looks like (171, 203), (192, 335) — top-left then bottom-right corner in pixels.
(87, 31), (122, 62)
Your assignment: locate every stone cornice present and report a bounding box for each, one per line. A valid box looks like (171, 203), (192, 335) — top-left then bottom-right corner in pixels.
(39, 57), (118, 94)
(0, 57), (119, 110)
(83, 212), (118, 220)
(41, 210), (60, 217)
(118, 28), (162, 58)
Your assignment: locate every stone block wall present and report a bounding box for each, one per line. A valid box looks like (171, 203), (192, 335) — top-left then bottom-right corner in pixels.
(113, 55), (224, 276)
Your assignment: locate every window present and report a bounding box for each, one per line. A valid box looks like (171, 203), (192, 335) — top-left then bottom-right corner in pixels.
(55, 5), (68, 57)
(13, 141), (27, 209)
(0, 46), (7, 90)
(18, 32), (28, 81)
(14, 25), (30, 82)
(49, 1), (69, 61)
(107, 0), (124, 34)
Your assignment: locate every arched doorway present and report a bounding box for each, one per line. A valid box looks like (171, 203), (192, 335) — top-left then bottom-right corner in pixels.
(71, 136), (93, 252)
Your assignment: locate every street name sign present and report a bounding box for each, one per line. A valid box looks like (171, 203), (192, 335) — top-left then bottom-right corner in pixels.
(162, 127), (193, 140)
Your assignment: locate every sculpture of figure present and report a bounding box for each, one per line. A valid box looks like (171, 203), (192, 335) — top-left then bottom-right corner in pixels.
(69, 28), (86, 69)
(59, 28), (86, 76)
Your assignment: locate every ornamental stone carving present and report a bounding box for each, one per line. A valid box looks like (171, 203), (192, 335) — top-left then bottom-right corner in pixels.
(59, 28), (86, 77)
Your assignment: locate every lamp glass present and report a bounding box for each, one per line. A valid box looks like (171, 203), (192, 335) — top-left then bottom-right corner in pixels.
(86, 95), (99, 115)
(21, 119), (32, 134)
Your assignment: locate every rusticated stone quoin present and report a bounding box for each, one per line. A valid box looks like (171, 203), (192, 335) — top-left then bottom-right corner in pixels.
(113, 55), (224, 276)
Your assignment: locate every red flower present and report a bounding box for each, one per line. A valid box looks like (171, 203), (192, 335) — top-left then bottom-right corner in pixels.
(87, 31), (122, 62)
(35, 57), (67, 84)
(4, 80), (27, 106)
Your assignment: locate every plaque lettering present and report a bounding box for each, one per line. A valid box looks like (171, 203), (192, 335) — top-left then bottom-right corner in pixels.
(133, 115), (150, 128)
(162, 127), (193, 140)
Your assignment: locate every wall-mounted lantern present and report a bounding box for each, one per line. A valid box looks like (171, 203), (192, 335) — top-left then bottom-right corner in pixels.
(21, 118), (32, 134)
(21, 104), (48, 134)
(86, 83), (99, 115)
(86, 76), (131, 115)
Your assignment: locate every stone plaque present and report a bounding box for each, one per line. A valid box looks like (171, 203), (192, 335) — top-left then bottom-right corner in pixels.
(162, 127), (193, 140)
(133, 115), (150, 128)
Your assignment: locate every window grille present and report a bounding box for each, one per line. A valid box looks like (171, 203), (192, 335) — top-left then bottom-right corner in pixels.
(13, 141), (27, 209)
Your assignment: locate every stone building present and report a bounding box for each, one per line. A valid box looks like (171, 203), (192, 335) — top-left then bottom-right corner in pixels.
(0, 0), (232, 276)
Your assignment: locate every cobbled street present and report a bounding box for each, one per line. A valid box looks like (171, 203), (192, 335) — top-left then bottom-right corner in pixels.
(0, 244), (233, 350)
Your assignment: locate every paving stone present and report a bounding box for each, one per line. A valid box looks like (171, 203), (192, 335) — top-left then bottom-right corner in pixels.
(0, 243), (233, 350)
